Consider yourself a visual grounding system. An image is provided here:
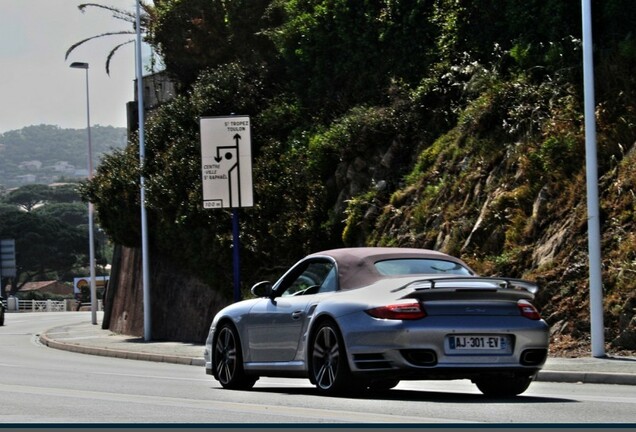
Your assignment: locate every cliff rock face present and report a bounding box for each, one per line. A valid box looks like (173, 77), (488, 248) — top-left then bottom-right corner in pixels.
(384, 143), (636, 355)
(103, 245), (229, 343)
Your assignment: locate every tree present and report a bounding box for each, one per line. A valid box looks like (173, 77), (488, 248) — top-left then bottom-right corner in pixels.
(150, 0), (230, 87)
(150, 0), (280, 88)
(0, 207), (88, 295)
(48, 183), (83, 203)
(271, 0), (439, 119)
(33, 202), (88, 226)
(65, 2), (156, 75)
(2, 184), (84, 212)
(0, 185), (99, 295)
(3, 184), (52, 211)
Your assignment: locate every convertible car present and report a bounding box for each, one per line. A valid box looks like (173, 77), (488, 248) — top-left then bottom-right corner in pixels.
(204, 247), (549, 396)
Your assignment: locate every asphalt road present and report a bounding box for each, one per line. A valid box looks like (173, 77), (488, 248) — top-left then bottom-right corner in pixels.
(1, 312), (636, 425)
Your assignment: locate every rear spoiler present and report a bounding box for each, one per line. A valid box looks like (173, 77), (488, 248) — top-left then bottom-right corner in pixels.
(393, 276), (539, 295)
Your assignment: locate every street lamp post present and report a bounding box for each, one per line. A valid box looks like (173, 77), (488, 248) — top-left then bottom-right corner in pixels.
(70, 61), (98, 326)
(136, 0), (152, 341)
(581, 0), (605, 358)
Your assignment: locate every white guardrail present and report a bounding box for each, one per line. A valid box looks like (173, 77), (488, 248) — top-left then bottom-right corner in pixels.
(3, 298), (103, 312)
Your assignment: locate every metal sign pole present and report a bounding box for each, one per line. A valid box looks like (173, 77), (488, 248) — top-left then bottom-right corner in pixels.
(232, 209), (241, 302)
(200, 116), (253, 303)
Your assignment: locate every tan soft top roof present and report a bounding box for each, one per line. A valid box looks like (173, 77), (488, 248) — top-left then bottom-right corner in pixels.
(307, 247), (473, 291)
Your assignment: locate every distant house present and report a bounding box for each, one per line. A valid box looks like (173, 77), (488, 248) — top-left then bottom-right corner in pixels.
(19, 160), (43, 170)
(10, 281), (73, 296)
(14, 174), (37, 183)
(51, 161), (75, 174)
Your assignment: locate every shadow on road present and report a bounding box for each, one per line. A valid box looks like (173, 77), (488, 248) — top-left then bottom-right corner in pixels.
(247, 386), (575, 404)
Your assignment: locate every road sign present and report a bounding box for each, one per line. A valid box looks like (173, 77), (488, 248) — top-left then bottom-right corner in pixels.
(0, 239), (16, 277)
(200, 115), (254, 209)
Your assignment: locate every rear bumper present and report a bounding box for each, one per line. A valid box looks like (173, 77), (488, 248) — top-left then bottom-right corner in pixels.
(337, 313), (549, 377)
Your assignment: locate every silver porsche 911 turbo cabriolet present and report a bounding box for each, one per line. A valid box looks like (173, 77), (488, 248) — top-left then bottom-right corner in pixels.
(204, 247), (549, 397)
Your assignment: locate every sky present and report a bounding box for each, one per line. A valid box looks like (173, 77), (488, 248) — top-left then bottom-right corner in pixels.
(0, 0), (142, 134)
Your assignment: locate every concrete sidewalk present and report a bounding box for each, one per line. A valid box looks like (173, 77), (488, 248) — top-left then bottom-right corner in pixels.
(39, 319), (636, 386)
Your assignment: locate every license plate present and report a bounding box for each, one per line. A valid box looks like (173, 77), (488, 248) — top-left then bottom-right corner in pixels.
(447, 335), (508, 351)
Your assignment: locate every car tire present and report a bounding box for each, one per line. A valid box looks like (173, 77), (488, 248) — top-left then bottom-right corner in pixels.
(0, 308), (4, 326)
(309, 320), (356, 395)
(474, 375), (533, 397)
(367, 378), (400, 392)
(213, 323), (257, 390)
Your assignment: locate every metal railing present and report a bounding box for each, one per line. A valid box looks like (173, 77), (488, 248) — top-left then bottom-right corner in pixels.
(4, 298), (103, 312)
(17, 299), (66, 312)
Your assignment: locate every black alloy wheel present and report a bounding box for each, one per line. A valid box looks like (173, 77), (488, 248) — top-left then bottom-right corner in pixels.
(214, 323), (257, 390)
(310, 320), (356, 395)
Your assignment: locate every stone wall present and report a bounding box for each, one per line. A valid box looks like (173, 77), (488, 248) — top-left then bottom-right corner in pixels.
(102, 245), (230, 343)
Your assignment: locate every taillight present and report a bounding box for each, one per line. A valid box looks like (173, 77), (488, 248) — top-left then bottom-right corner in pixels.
(517, 300), (541, 320)
(366, 301), (426, 320)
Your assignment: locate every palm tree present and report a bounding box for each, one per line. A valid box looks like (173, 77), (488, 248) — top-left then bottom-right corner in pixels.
(65, 2), (156, 75)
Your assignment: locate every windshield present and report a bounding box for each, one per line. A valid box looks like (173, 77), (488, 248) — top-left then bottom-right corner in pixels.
(374, 258), (472, 276)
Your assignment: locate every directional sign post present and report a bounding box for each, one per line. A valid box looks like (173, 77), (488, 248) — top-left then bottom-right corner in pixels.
(200, 116), (253, 209)
(200, 116), (254, 302)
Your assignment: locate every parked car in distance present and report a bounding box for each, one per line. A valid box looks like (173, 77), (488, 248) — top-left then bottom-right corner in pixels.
(204, 247), (549, 397)
(0, 296), (6, 326)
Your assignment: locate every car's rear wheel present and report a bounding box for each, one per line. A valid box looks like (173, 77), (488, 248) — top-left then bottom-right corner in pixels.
(474, 375), (533, 397)
(214, 323), (257, 390)
(0, 308), (4, 326)
(310, 320), (355, 395)
(367, 378), (400, 391)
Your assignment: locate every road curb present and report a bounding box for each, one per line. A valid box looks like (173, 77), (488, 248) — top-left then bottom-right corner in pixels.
(39, 332), (205, 366)
(39, 331), (635, 385)
(536, 370), (636, 386)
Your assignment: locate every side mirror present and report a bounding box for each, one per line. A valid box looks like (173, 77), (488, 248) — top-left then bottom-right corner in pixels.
(251, 281), (273, 298)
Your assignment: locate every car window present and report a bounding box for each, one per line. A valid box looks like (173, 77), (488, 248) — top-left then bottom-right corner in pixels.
(374, 259), (472, 276)
(318, 266), (337, 293)
(280, 260), (336, 296)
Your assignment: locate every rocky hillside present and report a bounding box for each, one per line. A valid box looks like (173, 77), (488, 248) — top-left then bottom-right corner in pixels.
(0, 125), (126, 188)
(339, 84), (636, 358)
